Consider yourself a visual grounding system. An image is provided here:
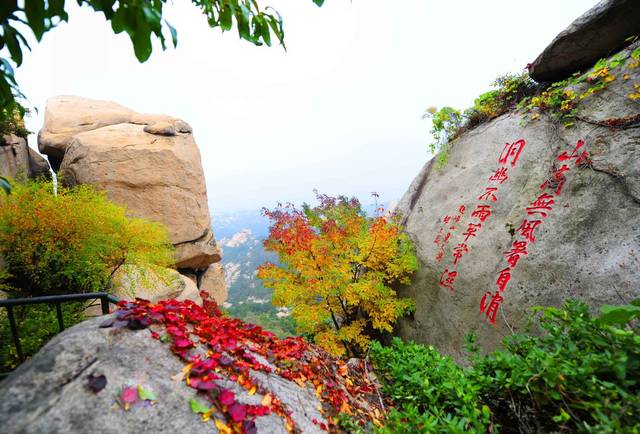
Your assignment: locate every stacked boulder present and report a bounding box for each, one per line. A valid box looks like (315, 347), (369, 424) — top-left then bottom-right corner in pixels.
(38, 96), (227, 304)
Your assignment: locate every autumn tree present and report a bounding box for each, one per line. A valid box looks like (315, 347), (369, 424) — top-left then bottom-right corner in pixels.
(0, 0), (324, 124)
(257, 192), (418, 357)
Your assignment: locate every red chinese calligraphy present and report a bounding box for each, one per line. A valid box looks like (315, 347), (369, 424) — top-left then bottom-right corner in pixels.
(498, 139), (526, 167)
(462, 223), (482, 242)
(436, 250), (443, 262)
(496, 267), (511, 292)
(557, 139), (590, 165)
(526, 193), (555, 218)
(478, 187), (498, 202)
(517, 219), (542, 243)
(504, 240), (528, 268)
(540, 164), (570, 196)
(471, 204), (492, 222)
(488, 167), (509, 184)
(439, 269), (457, 292)
(453, 243), (469, 265)
(434, 228), (443, 245)
(443, 215), (451, 224)
(480, 291), (504, 324)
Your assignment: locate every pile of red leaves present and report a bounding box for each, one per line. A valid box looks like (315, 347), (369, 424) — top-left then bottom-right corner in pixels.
(101, 292), (385, 433)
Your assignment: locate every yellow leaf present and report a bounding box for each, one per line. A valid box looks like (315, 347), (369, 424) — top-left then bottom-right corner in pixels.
(214, 418), (233, 434)
(248, 386), (257, 396)
(261, 394), (273, 406)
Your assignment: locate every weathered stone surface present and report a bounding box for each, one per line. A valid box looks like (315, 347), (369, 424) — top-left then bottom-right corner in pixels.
(396, 44), (640, 361)
(28, 147), (51, 178)
(199, 262), (228, 305)
(37, 96), (192, 171)
(85, 267), (202, 316)
(0, 316), (326, 434)
(529, 0), (640, 82)
(40, 96), (219, 269)
(113, 266), (202, 304)
(0, 134), (50, 179)
(58, 122), (210, 249)
(174, 229), (222, 269)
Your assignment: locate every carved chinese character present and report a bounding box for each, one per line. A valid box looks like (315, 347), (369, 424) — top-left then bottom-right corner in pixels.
(480, 290), (504, 324)
(458, 205), (466, 214)
(443, 232), (451, 243)
(504, 240), (528, 268)
(526, 193), (555, 218)
(496, 267), (511, 292)
(439, 269), (458, 291)
(436, 250), (444, 262)
(540, 164), (570, 196)
(557, 139), (590, 166)
(478, 187), (498, 202)
(463, 222), (482, 242)
(488, 167), (509, 184)
(443, 215), (451, 224)
(517, 219), (542, 243)
(498, 139), (526, 167)
(471, 204), (492, 222)
(453, 243), (469, 265)
(434, 231), (442, 245)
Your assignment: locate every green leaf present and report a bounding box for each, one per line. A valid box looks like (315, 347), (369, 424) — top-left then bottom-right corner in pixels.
(313, 0), (325, 6)
(165, 20), (178, 47)
(24, 0), (46, 40)
(3, 25), (23, 66)
(189, 398), (210, 414)
(599, 304), (640, 325)
(0, 0), (17, 25)
(137, 385), (156, 401)
(220, 5), (233, 31)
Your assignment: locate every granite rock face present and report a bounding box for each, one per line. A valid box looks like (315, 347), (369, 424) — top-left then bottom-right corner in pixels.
(38, 96), (227, 303)
(0, 134), (50, 179)
(396, 44), (640, 361)
(529, 0), (640, 82)
(198, 262), (228, 305)
(0, 316), (325, 434)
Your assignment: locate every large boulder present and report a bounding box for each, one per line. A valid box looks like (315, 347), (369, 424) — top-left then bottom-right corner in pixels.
(395, 43), (640, 361)
(0, 300), (382, 433)
(37, 96), (190, 171)
(0, 134), (50, 179)
(529, 0), (640, 82)
(198, 263), (228, 305)
(38, 96), (223, 281)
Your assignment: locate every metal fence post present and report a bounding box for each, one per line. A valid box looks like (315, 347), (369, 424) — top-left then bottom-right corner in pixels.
(100, 296), (110, 315)
(55, 302), (64, 332)
(6, 305), (24, 362)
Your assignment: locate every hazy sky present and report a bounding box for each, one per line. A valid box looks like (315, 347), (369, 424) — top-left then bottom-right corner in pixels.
(16, 0), (595, 212)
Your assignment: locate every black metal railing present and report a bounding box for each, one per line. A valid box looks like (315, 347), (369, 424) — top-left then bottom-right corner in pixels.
(0, 292), (119, 377)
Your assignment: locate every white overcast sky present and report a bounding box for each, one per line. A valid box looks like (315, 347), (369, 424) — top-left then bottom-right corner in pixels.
(15, 0), (595, 212)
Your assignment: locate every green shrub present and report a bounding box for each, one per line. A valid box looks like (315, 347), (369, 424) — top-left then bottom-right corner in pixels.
(0, 302), (85, 371)
(371, 338), (491, 433)
(424, 73), (537, 168)
(371, 300), (640, 433)
(0, 179), (174, 296)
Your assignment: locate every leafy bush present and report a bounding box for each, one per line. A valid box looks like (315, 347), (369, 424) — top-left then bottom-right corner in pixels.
(424, 73), (537, 168)
(371, 300), (640, 433)
(258, 192), (417, 358)
(0, 179), (174, 296)
(0, 102), (30, 138)
(371, 339), (491, 433)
